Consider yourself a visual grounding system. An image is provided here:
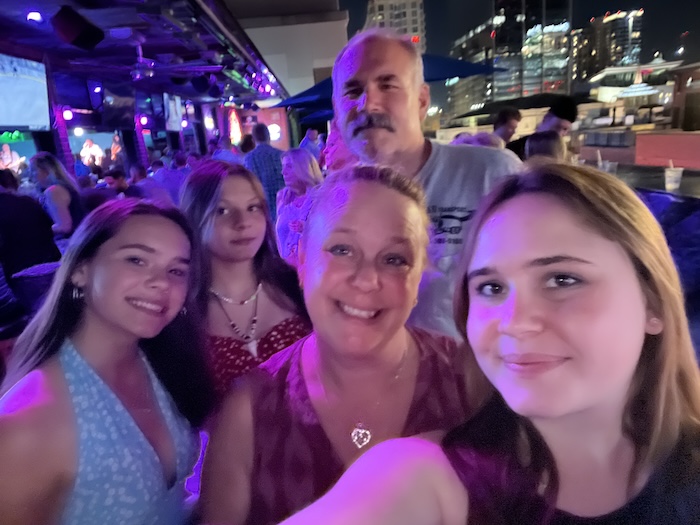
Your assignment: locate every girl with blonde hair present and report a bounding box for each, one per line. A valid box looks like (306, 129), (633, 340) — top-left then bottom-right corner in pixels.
(275, 148), (324, 267)
(181, 160), (310, 398)
(30, 152), (85, 237)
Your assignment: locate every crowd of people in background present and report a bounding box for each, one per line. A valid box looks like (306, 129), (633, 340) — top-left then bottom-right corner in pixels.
(0, 26), (698, 525)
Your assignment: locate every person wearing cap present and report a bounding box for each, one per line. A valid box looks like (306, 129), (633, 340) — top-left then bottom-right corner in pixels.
(507, 96), (578, 160)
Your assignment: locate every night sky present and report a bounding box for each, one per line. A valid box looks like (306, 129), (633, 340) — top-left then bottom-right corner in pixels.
(339, 0), (700, 105)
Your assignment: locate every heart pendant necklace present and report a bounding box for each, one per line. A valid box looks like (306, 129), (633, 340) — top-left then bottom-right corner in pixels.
(346, 347), (409, 450)
(350, 423), (372, 449)
(308, 336), (411, 451)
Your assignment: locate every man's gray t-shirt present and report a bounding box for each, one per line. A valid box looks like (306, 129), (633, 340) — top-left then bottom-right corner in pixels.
(409, 141), (522, 339)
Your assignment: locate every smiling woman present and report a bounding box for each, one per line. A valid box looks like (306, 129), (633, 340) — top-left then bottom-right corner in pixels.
(0, 199), (215, 525)
(275, 162), (700, 525)
(199, 165), (472, 525)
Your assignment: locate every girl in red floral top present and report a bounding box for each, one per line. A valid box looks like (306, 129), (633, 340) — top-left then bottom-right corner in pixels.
(181, 161), (311, 399)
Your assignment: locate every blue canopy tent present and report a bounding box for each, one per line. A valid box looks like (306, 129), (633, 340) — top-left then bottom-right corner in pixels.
(276, 78), (333, 110)
(300, 109), (335, 125)
(277, 54), (502, 116)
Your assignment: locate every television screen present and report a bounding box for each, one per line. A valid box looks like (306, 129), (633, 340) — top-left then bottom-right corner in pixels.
(0, 54), (50, 130)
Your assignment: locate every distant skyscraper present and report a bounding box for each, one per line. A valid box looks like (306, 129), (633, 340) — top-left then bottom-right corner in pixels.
(572, 9), (644, 85)
(604, 9), (643, 66)
(363, 0), (426, 53)
(446, 0), (573, 119)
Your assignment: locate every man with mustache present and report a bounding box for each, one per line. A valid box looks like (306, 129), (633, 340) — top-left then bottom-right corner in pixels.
(332, 28), (522, 338)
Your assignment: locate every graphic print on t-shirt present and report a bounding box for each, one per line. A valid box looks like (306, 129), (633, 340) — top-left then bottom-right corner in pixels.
(428, 205), (474, 246)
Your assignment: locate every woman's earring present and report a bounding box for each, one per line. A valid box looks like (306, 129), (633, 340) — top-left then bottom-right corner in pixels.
(647, 317), (663, 334)
(72, 286), (84, 302)
(180, 306), (188, 316)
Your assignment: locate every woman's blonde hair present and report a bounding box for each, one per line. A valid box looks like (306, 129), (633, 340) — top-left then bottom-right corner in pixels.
(303, 164), (430, 246)
(452, 162), (700, 488)
(30, 151), (80, 192)
(282, 148), (324, 190)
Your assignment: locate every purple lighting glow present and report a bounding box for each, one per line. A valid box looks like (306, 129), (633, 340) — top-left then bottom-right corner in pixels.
(62, 109), (74, 121)
(264, 85), (271, 93)
(139, 115), (149, 126)
(27, 11), (43, 22)
(93, 86), (102, 94)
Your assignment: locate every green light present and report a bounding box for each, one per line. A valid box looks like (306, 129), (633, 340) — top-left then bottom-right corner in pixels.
(0, 130), (26, 143)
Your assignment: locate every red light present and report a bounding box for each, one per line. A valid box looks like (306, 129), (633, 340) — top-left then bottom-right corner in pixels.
(605, 11), (611, 16)
(590, 17), (595, 22)
(490, 30), (496, 39)
(411, 35), (420, 43)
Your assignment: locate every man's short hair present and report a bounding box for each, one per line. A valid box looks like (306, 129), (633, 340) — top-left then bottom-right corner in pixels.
(332, 28), (425, 95)
(252, 123), (271, 143)
(0, 169), (18, 191)
(548, 96), (578, 123)
(494, 107), (522, 128)
(173, 151), (187, 167)
(105, 167), (126, 180)
(130, 164), (147, 178)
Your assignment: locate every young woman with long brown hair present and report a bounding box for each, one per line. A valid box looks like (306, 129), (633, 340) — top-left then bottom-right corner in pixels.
(0, 199), (215, 525)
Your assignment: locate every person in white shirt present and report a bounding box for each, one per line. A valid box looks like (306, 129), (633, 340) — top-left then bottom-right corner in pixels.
(332, 28), (522, 338)
(79, 139), (104, 167)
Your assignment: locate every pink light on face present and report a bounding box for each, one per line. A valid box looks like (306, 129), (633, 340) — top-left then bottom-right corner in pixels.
(62, 109), (74, 121)
(139, 116), (148, 126)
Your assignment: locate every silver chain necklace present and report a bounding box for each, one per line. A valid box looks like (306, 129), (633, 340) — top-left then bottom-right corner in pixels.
(210, 284), (261, 356)
(209, 282), (262, 305)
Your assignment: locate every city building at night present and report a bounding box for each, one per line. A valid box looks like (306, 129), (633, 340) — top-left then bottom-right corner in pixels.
(446, 0), (573, 120)
(363, 0), (426, 52)
(572, 9), (644, 86)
